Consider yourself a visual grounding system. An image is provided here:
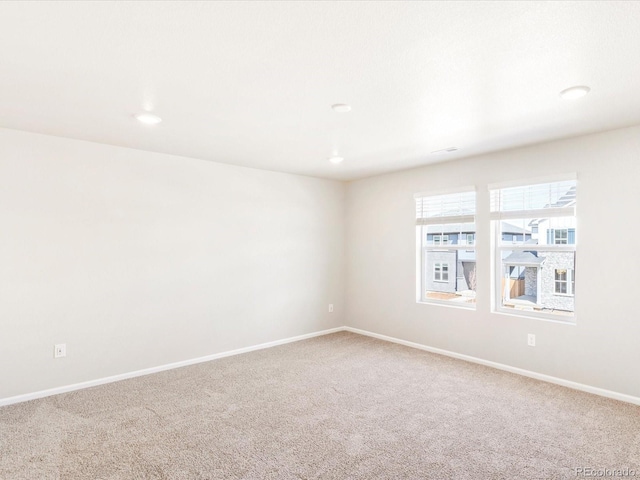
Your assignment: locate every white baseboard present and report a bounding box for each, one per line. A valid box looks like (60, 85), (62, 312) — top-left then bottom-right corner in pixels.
(0, 327), (344, 408)
(4, 325), (638, 408)
(343, 326), (640, 406)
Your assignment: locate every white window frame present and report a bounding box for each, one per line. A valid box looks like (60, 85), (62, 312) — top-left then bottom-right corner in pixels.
(415, 188), (476, 309)
(433, 262), (449, 282)
(554, 229), (568, 245)
(490, 178), (577, 323)
(554, 268), (575, 296)
(433, 234), (449, 245)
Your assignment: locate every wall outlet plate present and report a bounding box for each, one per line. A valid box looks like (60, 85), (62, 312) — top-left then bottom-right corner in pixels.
(54, 344), (66, 358)
(527, 334), (536, 347)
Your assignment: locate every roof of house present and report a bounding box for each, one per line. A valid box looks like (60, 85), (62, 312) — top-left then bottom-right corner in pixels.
(503, 251), (545, 266)
(501, 222), (531, 234)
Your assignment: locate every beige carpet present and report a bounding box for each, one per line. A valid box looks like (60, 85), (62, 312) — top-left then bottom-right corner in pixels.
(1, 332), (639, 480)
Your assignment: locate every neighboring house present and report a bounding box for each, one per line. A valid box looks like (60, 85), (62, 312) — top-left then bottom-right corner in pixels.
(425, 210), (576, 314)
(502, 222), (576, 313)
(425, 222), (531, 295)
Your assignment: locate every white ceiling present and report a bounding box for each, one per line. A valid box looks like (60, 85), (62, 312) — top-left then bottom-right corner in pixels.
(1, 1), (640, 181)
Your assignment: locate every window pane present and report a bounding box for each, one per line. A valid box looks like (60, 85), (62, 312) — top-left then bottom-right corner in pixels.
(499, 250), (574, 315)
(554, 229), (568, 244)
(493, 180), (576, 320)
(555, 281), (567, 294)
(416, 190), (476, 309)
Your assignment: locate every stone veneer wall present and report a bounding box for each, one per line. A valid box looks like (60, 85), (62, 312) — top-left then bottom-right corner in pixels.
(538, 251), (575, 312)
(524, 267), (537, 297)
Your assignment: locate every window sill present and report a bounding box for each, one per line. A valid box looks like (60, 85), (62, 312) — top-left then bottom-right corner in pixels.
(553, 293), (575, 297)
(494, 307), (576, 325)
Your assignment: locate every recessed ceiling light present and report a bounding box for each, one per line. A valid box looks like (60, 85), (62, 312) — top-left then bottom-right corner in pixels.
(431, 147), (458, 154)
(329, 156), (344, 164)
(331, 104), (351, 113)
(134, 112), (162, 125)
(559, 86), (590, 100)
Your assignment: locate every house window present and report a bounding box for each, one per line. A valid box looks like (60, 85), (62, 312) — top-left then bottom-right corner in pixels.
(433, 234), (449, 245)
(554, 229), (568, 244)
(554, 269), (575, 295)
(490, 178), (577, 321)
(548, 228), (575, 245)
(415, 189), (476, 308)
(434, 263), (449, 282)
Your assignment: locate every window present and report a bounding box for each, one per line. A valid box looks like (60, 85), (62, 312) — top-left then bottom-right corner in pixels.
(554, 229), (568, 244)
(490, 178), (577, 321)
(549, 228), (575, 245)
(434, 263), (449, 282)
(416, 189), (476, 307)
(554, 269), (575, 295)
(433, 234), (449, 245)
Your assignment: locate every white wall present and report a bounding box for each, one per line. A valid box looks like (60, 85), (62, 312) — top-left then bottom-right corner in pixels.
(3, 123), (639, 403)
(0, 128), (345, 399)
(346, 125), (640, 398)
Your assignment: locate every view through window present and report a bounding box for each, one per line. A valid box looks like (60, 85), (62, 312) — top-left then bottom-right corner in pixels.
(490, 179), (577, 320)
(416, 190), (476, 307)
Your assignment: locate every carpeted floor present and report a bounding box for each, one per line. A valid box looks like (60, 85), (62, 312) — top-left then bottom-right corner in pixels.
(1, 331), (639, 479)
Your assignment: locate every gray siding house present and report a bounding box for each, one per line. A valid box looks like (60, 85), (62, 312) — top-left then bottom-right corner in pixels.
(425, 222), (530, 296)
(425, 218), (575, 313)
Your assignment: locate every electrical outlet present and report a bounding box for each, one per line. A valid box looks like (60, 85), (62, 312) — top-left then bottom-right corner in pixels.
(54, 344), (66, 358)
(527, 334), (536, 347)
(328, 304), (334, 313)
